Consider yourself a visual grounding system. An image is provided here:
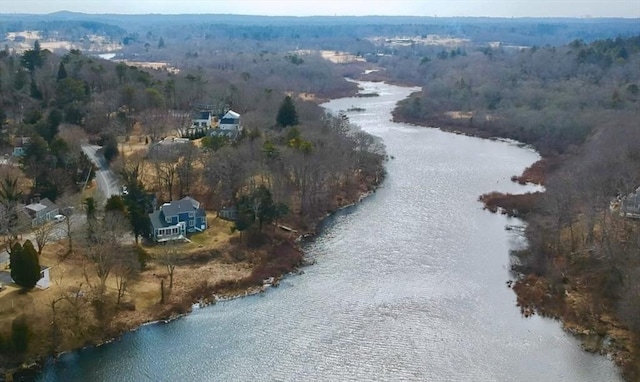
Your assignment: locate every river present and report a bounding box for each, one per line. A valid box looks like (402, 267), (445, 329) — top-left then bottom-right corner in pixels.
(32, 81), (622, 381)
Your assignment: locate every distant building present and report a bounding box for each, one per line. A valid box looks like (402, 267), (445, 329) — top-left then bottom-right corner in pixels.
(12, 136), (31, 157)
(209, 110), (243, 140)
(37, 266), (51, 289)
(149, 196), (207, 242)
(217, 205), (237, 221)
(22, 197), (59, 227)
(219, 110), (241, 131)
(620, 186), (640, 219)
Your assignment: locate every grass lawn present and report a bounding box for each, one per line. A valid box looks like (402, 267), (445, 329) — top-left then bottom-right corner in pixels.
(143, 214), (238, 256)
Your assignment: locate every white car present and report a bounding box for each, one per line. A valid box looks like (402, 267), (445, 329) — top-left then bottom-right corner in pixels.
(53, 214), (66, 223)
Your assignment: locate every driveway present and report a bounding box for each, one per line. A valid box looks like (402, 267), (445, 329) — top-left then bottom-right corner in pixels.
(81, 144), (122, 200)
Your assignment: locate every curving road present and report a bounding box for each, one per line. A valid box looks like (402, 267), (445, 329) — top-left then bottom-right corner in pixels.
(81, 144), (122, 200)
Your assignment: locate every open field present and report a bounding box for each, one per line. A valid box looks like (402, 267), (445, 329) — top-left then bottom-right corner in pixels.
(0, 215), (251, 357)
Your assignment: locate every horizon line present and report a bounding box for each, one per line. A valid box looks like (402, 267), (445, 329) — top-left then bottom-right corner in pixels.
(0, 11), (639, 19)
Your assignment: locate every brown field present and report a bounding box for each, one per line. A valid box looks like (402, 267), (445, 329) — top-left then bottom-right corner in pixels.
(0, 213), (250, 359)
(320, 50), (366, 64)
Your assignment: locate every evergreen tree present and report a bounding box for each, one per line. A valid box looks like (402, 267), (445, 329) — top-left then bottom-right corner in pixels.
(57, 62), (68, 81)
(29, 78), (42, 99)
(105, 195), (126, 213)
(21, 40), (44, 72)
(276, 95), (299, 128)
(10, 241), (41, 290)
(84, 197), (98, 244)
(122, 180), (151, 242)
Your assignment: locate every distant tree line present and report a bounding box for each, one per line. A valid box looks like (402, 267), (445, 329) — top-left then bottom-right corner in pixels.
(392, 36), (640, 156)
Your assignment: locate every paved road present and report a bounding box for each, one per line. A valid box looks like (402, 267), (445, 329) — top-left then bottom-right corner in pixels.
(81, 144), (122, 200)
(0, 147), (125, 268)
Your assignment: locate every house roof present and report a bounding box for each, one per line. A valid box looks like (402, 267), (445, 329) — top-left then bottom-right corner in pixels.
(222, 110), (240, 120)
(150, 197), (206, 230)
(160, 197), (203, 217)
(24, 198), (58, 216)
(149, 210), (168, 230)
(181, 196), (200, 210)
(26, 203), (48, 213)
(194, 111), (211, 120)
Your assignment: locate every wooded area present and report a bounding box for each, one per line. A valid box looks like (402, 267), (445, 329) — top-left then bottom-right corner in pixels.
(392, 36), (640, 379)
(0, 23), (385, 371)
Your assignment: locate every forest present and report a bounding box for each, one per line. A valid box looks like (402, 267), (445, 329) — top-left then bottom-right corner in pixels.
(0, 25), (384, 371)
(392, 36), (640, 379)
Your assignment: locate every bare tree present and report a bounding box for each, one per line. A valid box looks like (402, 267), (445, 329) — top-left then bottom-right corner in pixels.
(61, 283), (90, 338)
(33, 220), (56, 256)
(45, 292), (66, 353)
(139, 108), (170, 143)
(0, 171), (27, 252)
(157, 241), (180, 290)
(85, 210), (132, 291)
(57, 194), (81, 257)
(57, 124), (88, 153)
(176, 143), (200, 198)
(169, 110), (192, 138)
(114, 247), (140, 306)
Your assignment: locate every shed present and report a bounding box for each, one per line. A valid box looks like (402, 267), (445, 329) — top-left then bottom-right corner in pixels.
(37, 266), (50, 289)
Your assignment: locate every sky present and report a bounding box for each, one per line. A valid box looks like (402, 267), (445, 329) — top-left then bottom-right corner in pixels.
(1, 0), (640, 18)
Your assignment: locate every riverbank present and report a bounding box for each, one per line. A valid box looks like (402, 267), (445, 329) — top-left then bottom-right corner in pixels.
(391, 90), (639, 381)
(7, 168), (383, 382)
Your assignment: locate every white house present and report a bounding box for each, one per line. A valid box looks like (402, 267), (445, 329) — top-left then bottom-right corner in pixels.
(219, 110), (241, 131)
(192, 111), (214, 129)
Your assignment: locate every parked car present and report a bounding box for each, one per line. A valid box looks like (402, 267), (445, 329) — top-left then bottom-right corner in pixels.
(53, 214), (66, 223)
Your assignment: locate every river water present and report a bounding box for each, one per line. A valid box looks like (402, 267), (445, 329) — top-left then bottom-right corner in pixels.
(33, 82), (621, 381)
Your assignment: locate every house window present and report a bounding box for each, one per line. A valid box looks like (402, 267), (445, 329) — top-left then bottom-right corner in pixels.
(166, 217), (171, 223)
(172, 228), (178, 234)
(189, 212), (194, 218)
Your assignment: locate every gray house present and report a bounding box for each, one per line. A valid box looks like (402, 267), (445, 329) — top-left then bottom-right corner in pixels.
(620, 186), (640, 219)
(23, 198), (59, 227)
(149, 196), (207, 242)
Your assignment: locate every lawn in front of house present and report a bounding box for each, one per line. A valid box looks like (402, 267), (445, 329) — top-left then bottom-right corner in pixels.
(143, 214), (238, 256)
